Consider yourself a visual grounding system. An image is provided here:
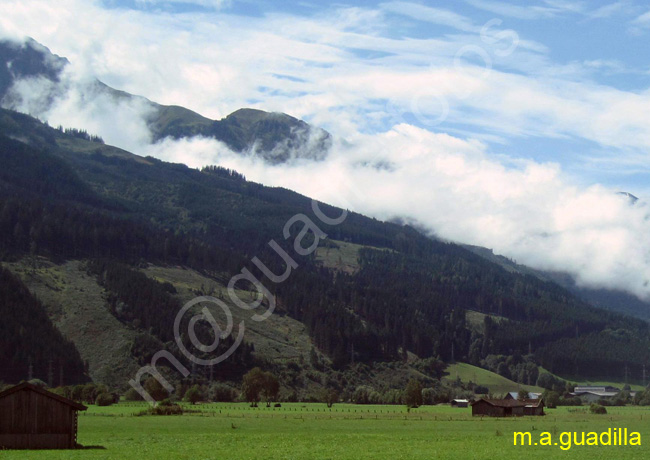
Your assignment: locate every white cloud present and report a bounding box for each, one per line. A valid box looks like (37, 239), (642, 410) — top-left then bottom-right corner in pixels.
(134, 0), (231, 9)
(2, 64), (155, 152)
(466, 0), (629, 21)
(381, 2), (478, 32)
(138, 124), (650, 300)
(2, 0), (650, 302)
(542, 0), (585, 14)
(587, 2), (627, 19)
(630, 10), (650, 33)
(464, 0), (562, 20)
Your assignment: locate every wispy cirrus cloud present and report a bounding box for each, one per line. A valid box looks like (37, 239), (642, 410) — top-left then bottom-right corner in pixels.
(630, 9), (650, 33)
(466, 0), (632, 21)
(587, 1), (629, 19)
(464, 0), (564, 19)
(132, 0), (231, 9)
(381, 2), (478, 32)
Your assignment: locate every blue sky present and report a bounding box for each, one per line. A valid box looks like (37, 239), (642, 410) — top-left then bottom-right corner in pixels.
(3, 0), (650, 297)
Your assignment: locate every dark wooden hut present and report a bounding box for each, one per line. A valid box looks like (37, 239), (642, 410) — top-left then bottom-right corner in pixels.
(450, 399), (469, 408)
(0, 382), (87, 449)
(522, 399), (545, 416)
(471, 398), (544, 417)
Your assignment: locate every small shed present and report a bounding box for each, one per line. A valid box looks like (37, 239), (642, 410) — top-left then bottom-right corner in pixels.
(0, 382), (87, 449)
(471, 398), (544, 417)
(451, 399), (469, 408)
(523, 399), (545, 416)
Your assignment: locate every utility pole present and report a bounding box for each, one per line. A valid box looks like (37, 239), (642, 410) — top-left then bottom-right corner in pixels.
(59, 363), (64, 387)
(28, 357), (33, 381)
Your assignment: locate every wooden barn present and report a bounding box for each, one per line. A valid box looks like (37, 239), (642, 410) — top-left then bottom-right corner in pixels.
(471, 398), (544, 417)
(523, 399), (545, 416)
(0, 382), (87, 450)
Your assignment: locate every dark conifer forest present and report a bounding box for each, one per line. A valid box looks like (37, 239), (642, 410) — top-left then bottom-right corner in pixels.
(1, 107), (649, 386)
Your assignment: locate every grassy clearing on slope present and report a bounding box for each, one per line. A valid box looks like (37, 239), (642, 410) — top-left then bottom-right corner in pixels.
(447, 361), (643, 397)
(537, 367), (645, 392)
(315, 240), (391, 274)
(5, 258), (139, 387)
(141, 265), (316, 364)
(315, 240), (365, 274)
(465, 310), (509, 332)
(443, 362), (543, 395)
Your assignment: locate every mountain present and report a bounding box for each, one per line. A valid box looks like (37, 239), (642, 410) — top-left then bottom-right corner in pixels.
(463, 244), (650, 323)
(1, 37), (649, 393)
(1, 107), (649, 395)
(4, 36), (644, 325)
(0, 38), (68, 100)
(0, 37), (331, 164)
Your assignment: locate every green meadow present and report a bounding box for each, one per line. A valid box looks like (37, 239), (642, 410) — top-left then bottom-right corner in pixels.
(2, 403), (649, 459)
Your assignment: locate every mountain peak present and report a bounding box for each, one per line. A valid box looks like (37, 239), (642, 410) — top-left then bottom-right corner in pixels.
(212, 107), (331, 162)
(0, 37), (332, 164)
(617, 191), (639, 204)
(0, 37), (68, 101)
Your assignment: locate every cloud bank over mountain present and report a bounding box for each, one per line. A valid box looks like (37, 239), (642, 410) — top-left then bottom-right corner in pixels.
(2, 0), (650, 301)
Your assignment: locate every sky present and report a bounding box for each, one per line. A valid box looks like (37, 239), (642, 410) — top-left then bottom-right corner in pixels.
(2, 0), (650, 300)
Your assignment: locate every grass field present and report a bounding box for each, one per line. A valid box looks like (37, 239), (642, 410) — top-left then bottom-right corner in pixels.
(2, 403), (648, 459)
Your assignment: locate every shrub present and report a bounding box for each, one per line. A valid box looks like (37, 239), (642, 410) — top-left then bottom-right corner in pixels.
(207, 383), (237, 402)
(95, 392), (114, 406)
(635, 389), (650, 406)
(474, 385), (489, 395)
(183, 385), (202, 405)
(382, 389), (404, 405)
(542, 390), (560, 408)
(322, 388), (339, 407)
(241, 367), (265, 407)
(143, 377), (169, 402)
(536, 373), (566, 392)
(352, 386), (376, 404)
(558, 396), (582, 406)
(421, 388), (435, 405)
(590, 403), (607, 414)
(138, 399), (183, 416)
(405, 379), (423, 409)
(124, 388), (144, 401)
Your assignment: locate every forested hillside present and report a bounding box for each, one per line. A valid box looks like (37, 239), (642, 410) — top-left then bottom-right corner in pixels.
(1, 107), (649, 389)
